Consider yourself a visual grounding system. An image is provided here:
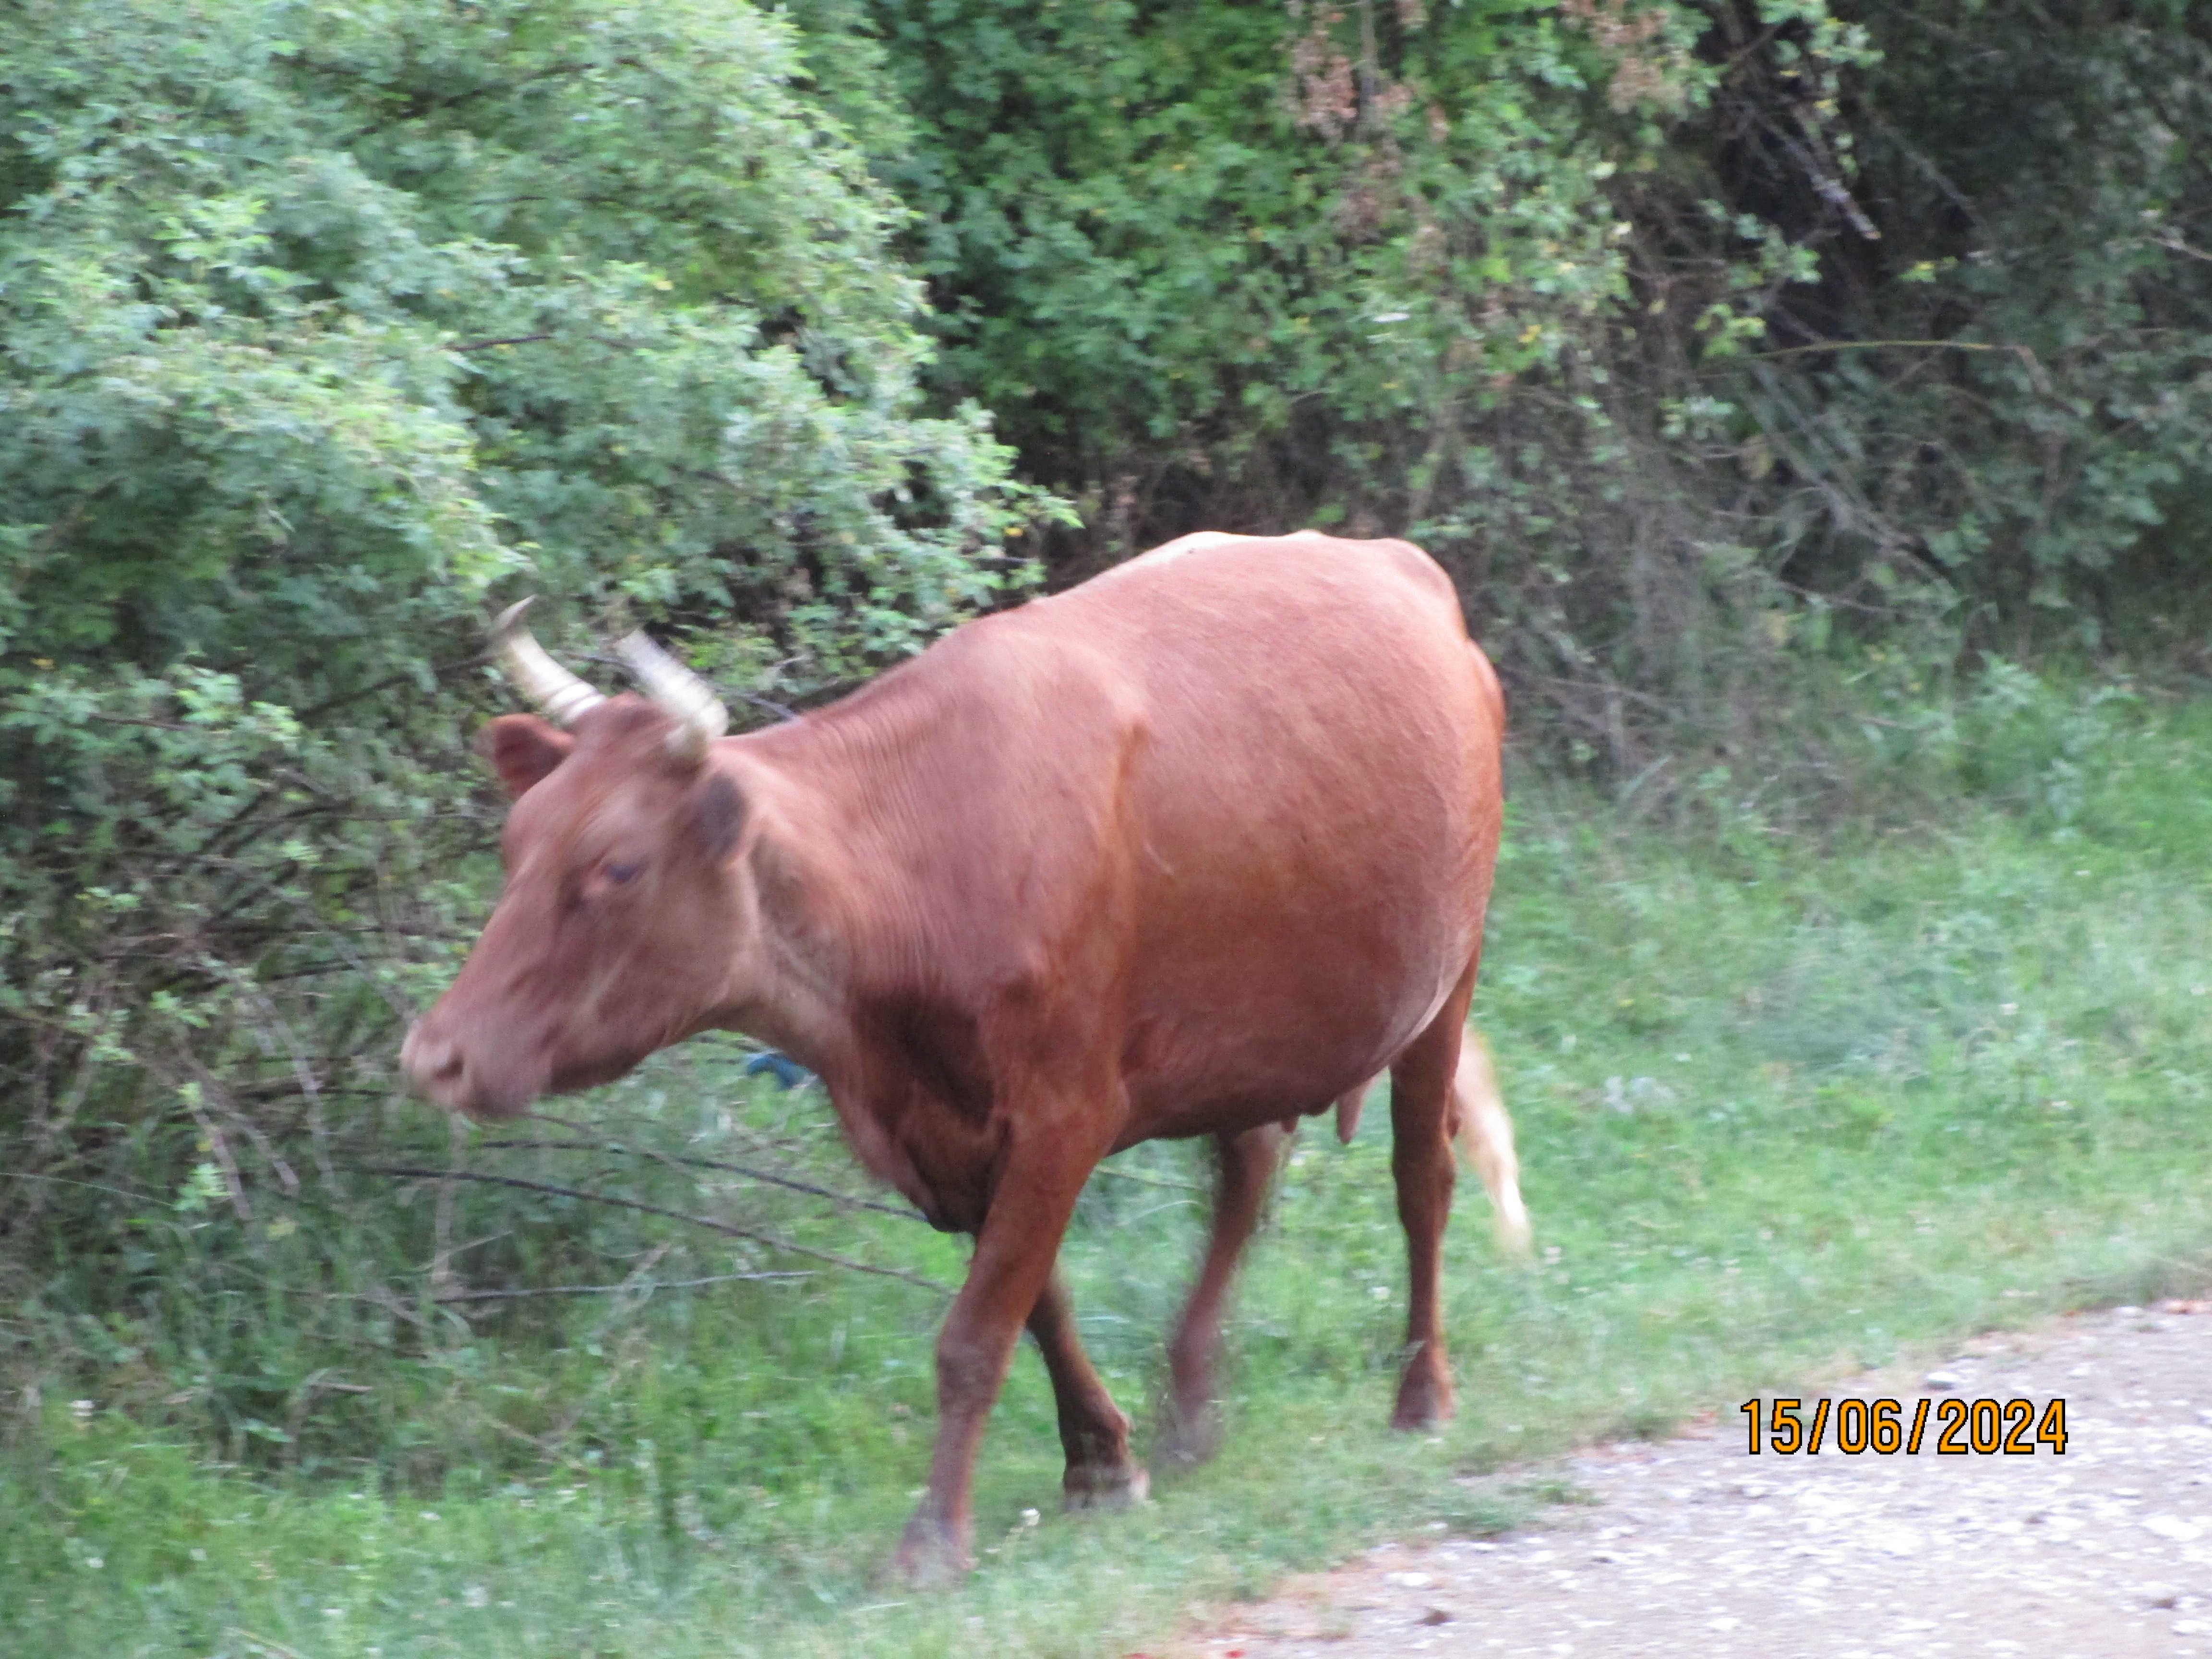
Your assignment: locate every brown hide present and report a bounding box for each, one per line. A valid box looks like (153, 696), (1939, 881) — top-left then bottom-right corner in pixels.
(401, 532), (1514, 1578)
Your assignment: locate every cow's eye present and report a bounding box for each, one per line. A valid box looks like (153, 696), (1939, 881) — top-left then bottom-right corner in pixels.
(604, 859), (643, 885)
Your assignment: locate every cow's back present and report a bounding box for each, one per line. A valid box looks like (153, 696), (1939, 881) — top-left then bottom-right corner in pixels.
(758, 533), (1501, 1152)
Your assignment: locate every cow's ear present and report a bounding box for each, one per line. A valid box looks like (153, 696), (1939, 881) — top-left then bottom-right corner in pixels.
(480, 715), (574, 798)
(690, 769), (747, 864)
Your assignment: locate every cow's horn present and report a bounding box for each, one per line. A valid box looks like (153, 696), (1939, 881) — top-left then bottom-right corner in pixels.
(615, 630), (729, 762)
(490, 599), (606, 726)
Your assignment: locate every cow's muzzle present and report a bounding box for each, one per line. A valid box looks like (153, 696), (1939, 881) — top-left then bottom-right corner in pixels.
(399, 1020), (538, 1120)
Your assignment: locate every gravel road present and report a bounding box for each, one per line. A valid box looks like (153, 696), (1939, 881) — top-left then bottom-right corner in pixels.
(1164, 1299), (2212, 1659)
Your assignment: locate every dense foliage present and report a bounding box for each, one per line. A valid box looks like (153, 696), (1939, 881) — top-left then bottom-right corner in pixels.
(871, 0), (1659, 537)
(7, 0), (2212, 1487)
(869, 0), (2212, 766)
(0, 0), (1036, 1365)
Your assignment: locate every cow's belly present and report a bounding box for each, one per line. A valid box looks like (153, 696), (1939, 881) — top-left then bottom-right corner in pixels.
(1112, 907), (1472, 1147)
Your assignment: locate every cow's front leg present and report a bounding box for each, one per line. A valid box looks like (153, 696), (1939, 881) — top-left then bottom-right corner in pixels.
(1027, 1265), (1147, 1509)
(895, 1139), (1095, 1583)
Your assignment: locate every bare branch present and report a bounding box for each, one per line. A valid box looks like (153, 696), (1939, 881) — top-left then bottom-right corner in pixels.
(350, 1165), (955, 1294)
(476, 1137), (928, 1222)
(1090, 1164), (1208, 1195)
(450, 334), (556, 353)
(434, 1270), (812, 1303)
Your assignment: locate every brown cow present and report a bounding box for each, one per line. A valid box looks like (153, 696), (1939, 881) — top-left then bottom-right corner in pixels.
(400, 531), (1527, 1579)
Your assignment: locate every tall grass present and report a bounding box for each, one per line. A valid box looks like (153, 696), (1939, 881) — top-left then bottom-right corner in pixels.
(5, 685), (2212, 1659)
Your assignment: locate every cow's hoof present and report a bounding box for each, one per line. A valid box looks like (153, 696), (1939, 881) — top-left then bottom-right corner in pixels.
(1062, 1461), (1150, 1512)
(1157, 1397), (1223, 1468)
(890, 1519), (974, 1586)
(1390, 1366), (1456, 1432)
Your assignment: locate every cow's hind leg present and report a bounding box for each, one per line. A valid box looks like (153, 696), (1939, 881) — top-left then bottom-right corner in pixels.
(1161, 1121), (1289, 1466)
(1388, 967), (1479, 1430)
(1027, 1265), (1147, 1509)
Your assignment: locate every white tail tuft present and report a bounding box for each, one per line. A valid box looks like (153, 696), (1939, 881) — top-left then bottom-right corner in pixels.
(1450, 1027), (1532, 1258)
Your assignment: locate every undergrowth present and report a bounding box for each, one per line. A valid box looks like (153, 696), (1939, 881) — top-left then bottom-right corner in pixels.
(5, 684), (2212, 1658)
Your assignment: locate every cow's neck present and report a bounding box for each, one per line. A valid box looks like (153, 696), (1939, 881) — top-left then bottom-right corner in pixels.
(711, 717), (991, 1219)
(708, 714), (904, 1082)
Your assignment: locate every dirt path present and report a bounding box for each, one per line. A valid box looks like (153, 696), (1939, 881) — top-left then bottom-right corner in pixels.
(1164, 1300), (2212, 1659)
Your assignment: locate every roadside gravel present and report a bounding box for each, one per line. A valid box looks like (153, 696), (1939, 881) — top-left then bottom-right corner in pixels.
(1164, 1299), (2212, 1659)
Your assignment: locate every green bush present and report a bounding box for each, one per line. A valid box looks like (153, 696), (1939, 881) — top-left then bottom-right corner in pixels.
(858, 0), (2212, 786)
(0, 0), (1042, 1405)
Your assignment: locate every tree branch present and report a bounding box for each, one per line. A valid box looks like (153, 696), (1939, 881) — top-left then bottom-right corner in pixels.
(474, 1137), (928, 1222)
(434, 1269), (811, 1303)
(450, 333), (556, 353)
(349, 1165), (954, 1294)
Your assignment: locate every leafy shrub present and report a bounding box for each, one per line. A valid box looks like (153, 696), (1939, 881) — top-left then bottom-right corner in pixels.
(857, 0), (2212, 794)
(0, 0), (1041, 1406)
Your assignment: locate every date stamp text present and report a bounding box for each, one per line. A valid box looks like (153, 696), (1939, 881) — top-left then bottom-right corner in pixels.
(1740, 1395), (2068, 1455)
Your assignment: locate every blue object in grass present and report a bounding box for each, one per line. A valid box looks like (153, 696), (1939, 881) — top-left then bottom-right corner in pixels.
(743, 1050), (814, 1090)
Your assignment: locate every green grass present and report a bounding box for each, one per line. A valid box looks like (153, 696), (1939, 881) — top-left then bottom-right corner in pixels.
(8, 691), (2212, 1659)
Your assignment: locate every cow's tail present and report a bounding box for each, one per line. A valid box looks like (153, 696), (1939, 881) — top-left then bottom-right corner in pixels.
(1448, 1027), (1532, 1258)
(1455, 650), (1527, 1255)
(1335, 1025), (1532, 1257)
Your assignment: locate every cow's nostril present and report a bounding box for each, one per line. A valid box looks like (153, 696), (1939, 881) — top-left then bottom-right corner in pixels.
(400, 1022), (468, 1102)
